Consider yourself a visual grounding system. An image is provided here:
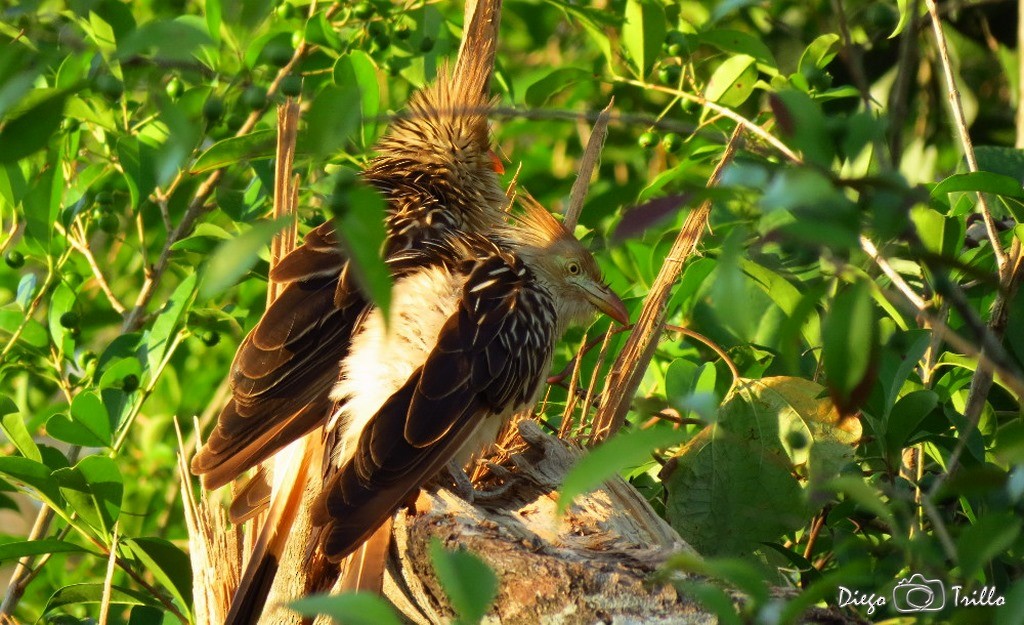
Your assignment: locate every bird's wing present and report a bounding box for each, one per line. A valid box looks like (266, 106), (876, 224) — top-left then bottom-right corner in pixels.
(192, 221), (368, 490)
(314, 249), (556, 560)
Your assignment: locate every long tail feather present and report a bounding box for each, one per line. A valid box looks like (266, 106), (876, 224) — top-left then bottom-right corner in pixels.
(225, 436), (320, 625)
(338, 519), (392, 594)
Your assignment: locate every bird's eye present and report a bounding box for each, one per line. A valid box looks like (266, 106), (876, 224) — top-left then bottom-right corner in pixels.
(566, 261), (581, 275)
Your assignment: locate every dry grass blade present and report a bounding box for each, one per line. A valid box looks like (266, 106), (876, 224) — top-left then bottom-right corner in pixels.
(563, 98), (614, 230)
(589, 125), (745, 444)
(178, 418), (243, 625)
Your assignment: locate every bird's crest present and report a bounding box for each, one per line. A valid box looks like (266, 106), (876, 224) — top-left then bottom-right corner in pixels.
(508, 191), (575, 247)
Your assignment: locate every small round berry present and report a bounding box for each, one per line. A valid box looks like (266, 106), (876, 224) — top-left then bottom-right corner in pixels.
(419, 36), (434, 53)
(638, 131), (659, 150)
(352, 2), (374, 19)
(786, 430), (809, 450)
(662, 132), (682, 153)
(98, 213), (119, 234)
(243, 85), (268, 110)
(201, 330), (221, 347)
(59, 311), (80, 329)
(276, 2), (295, 19)
(122, 374), (140, 393)
(4, 250), (24, 269)
(280, 75), (302, 97)
(202, 97), (225, 122)
(165, 77), (183, 99)
(265, 42), (294, 67)
(658, 65), (681, 85)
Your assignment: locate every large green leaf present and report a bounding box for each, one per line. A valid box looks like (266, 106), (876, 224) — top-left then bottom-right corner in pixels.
(53, 455), (123, 538)
(622, 0), (665, 78)
(191, 129), (276, 174)
(44, 583), (164, 614)
(0, 539), (99, 561)
(125, 537), (193, 615)
(822, 280), (877, 410)
(46, 391), (112, 448)
(559, 425), (687, 513)
(200, 217), (291, 298)
(429, 540), (499, 625)
(290, 592), (402, 625)
(662, 377), (860, 556)
(0, 397), (40, 461)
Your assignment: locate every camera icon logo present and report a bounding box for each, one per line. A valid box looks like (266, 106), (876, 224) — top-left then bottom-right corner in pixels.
(892, 574), (946, 612)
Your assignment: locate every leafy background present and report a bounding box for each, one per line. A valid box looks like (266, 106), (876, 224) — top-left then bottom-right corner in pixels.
(1, 0), (1023, 623)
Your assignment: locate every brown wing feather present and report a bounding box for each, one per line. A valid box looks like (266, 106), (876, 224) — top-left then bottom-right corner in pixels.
(314, 251), (556, 561)
(191, 224), (367, 488)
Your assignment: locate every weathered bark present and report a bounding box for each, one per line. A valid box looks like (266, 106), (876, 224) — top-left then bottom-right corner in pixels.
(378, 421), (710, 625)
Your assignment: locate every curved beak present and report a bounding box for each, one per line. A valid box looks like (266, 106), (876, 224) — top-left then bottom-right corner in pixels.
(582, 282), (629, 325)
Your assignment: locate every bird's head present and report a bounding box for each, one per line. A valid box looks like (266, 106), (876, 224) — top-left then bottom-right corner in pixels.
(505, 195), (629, 333)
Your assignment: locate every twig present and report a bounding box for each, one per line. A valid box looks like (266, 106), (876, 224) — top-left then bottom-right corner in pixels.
(56, 222), (127, 314)
(590, 125), (745, 442)
(98, 523), (119, 625)
(618, 78), (802, 165)
(923, 0), (1006, 270)
(563, 98), (613, 230)
(859, 236), (928, 310)
(664, 324), (741, 388)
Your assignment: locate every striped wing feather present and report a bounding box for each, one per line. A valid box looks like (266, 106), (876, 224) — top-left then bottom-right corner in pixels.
(315, 250), (555, 560)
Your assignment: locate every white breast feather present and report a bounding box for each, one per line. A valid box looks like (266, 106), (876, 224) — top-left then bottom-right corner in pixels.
(329, 265), (465, 466)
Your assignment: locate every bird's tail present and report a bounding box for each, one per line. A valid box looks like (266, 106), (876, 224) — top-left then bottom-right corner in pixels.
(338, 519), (393, 593)
(452, 0), (503, 102)
(224, 435), (320, 625)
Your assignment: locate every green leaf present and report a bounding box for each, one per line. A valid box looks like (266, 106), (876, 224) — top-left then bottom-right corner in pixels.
(0, 539), (99, 561)
(300, 84), (362, 158)
(116, 17), (213, 62)
(0, 397), (40, 461)
(143, 273), (196, 372)
(957, 513), (1022, 579)
(662, 379), (836, 556)
(53, 455), (123, 538)
(200, 217), (291, 298)
(559, 426), (687, 513)
(705, 54), (757, 107)
(0, 88), (69, 164)
(798, 33), (840, 75)
(117, 136), (158, 210)
(334, 51), (380, 145)
(125, 538), (193, 614)
(429, 540), (499, 625)
(334, 185), (391, 320)
(932, 171), (1024, 201)
(525, 68), (590, 107)
(622, 0), (666, 78)
(46, 392), (112, 448)
(696, 29), (776, 71)
(191, 129), (276, 174)
(822, 280), (877, 403)
(0, 309), (48, 348)
(169, 222), (233, 253)
(884, 390), (938, 458)
(44, 583), (163, 614)
(290, 592), (402, 625)
(0, 456), (64, 511)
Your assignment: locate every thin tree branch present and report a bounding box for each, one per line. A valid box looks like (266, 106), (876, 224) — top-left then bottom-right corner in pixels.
(618, 78), (802, 165)
(590, 125), (745, 443)
(923, 0), (1007, 270)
